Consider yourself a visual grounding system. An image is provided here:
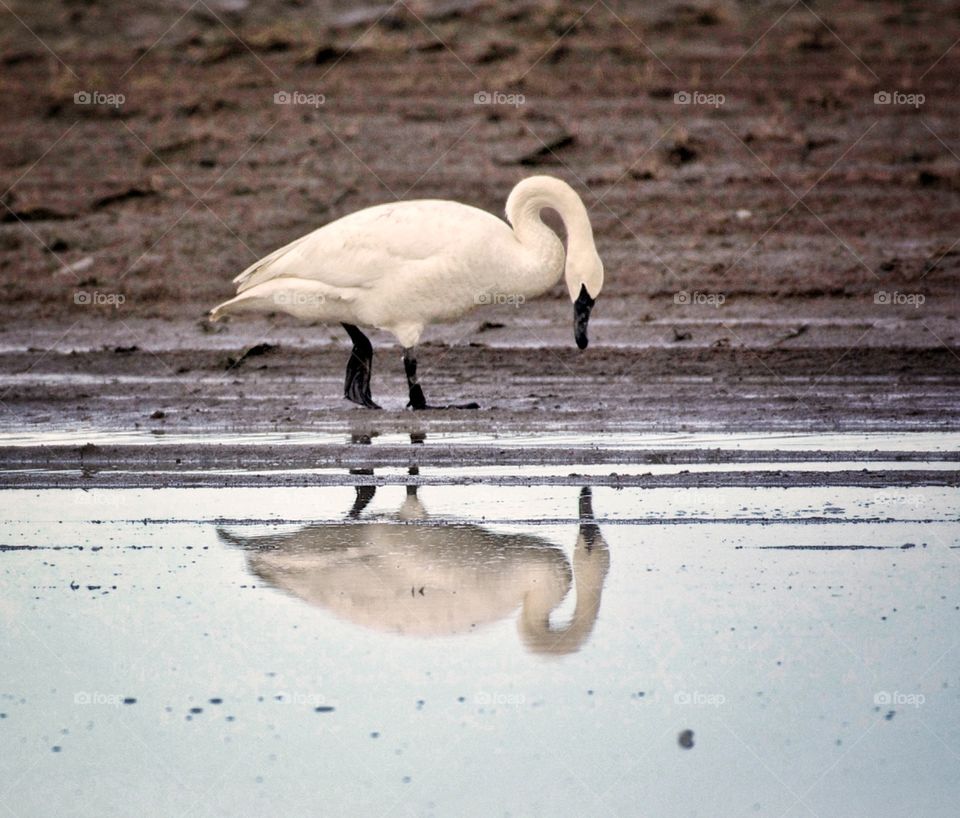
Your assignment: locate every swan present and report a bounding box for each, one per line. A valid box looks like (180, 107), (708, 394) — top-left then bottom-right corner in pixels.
(217, 484), (609, 655)
(209, 175), (604, 409)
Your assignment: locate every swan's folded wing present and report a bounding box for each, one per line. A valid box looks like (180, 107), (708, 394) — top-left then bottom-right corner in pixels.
(232, 201), (506, 294)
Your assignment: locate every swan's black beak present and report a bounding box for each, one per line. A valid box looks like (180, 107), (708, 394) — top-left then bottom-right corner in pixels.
(574, 285), (595, 350)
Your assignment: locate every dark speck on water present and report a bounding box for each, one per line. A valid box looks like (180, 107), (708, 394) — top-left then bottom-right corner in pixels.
(314, 706), (335, 713)
(51, 746), (61, 753)
(370, 731), (380, 738)
(190, 707), (203, 714)
(402, 776), (412, 784)
(678, 729), (695, 749)
(123, 697), (136, 705)
(885, 711), (896, 721)
(209, 698), (223, 705)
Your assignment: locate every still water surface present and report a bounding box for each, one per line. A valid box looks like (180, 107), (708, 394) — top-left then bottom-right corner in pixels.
(1, 481), (958, 816)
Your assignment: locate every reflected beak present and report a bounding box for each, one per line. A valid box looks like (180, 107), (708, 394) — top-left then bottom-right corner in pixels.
(574, 285), (595, 350)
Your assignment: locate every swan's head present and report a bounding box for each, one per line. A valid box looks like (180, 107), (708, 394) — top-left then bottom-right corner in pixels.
(567, 249), (603, 350)
(505, 174), (604, 349)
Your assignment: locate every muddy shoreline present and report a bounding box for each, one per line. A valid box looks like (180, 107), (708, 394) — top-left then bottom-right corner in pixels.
(2, 341), (959, 434)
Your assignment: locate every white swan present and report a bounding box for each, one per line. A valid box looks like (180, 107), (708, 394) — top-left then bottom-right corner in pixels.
(217, 485), (609, 655)
(209, 175), (604, 409)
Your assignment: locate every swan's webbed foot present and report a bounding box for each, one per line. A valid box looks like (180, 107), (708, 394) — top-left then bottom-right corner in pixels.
(343, 323), (381, 409)
(403, 348), (479, 411)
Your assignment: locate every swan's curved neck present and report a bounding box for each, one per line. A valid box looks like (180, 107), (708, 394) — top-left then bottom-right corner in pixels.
(505, 176), (596, 290)
(518, 534), (609, 655)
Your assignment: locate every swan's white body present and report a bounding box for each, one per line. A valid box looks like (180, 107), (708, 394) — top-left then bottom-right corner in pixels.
(218, 487), (609, 654)
(210, 175), (603, 348)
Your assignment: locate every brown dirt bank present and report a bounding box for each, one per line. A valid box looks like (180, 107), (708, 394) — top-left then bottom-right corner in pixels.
(1, 0), (959, 319)
(1, 0), (958, 438)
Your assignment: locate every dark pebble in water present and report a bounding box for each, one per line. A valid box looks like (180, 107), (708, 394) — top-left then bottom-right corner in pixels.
(209, 698), (223, 705)
(0, 713), (6, 718)
(678, 729), (695, 749)
(226, 716), (236, 722)
(314, 706), (335, 713)
(370, 731), (380, 738)
(52, 746), (61, 753)
(457, 697), (465, 703)
(885, 711), (895, 721)
(123, 698), (136, 705)
(190, 707), (203, 714)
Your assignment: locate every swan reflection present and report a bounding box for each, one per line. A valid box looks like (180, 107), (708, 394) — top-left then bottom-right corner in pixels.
(219, 483), (609, 655)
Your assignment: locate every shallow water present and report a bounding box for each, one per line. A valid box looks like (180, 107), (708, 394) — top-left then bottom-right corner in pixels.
(3, 429), (960, 451)
(2, 477), (959, 817)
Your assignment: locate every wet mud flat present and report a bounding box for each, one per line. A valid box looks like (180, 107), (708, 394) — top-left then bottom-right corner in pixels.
(2, 326), (960, 441)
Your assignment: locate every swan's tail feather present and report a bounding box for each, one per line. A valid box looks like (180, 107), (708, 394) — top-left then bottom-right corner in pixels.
(232, 232), (312, 291)
(210, 278), (355, 323)
(208, 302), (228, 322)
(208, 295), (245, 322)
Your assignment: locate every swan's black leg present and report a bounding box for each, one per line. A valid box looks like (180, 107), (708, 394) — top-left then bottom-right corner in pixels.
(578, 486), (601, 550)
(342, 323), (380, 409)
(403, 348), (428, 410)
(403, 348), (480, 410)
(347, 479), (376, 518)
